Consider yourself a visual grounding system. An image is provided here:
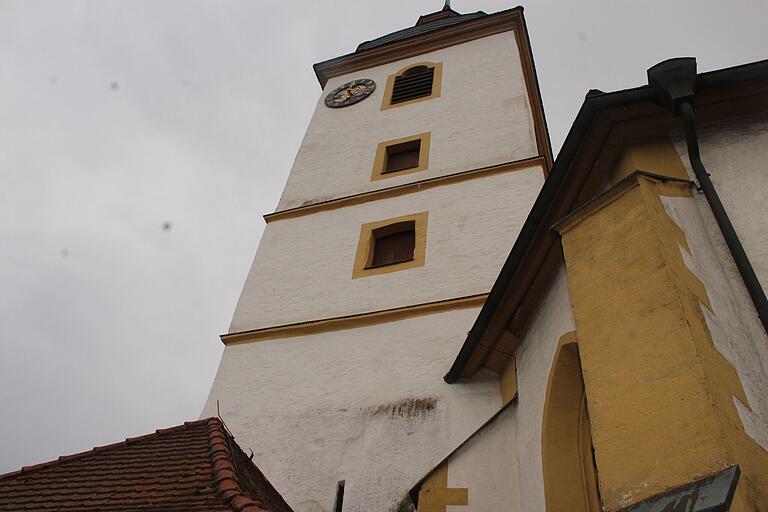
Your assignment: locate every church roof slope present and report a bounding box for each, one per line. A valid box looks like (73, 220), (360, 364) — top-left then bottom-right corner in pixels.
(313, 7), (536, 91)
(356, 10), (487, 52)
(0, 417), (293, 512)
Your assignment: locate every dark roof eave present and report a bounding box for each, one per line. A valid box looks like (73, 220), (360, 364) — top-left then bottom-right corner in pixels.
(356, 11), (487, 52)
(312, 7), (522, 88)
(444, 58), (768, 383)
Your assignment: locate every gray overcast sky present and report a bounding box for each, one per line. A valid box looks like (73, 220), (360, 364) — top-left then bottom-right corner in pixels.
(1, 0), (766, 473)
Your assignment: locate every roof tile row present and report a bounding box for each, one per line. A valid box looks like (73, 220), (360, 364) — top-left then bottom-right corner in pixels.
(0, 418), (293, 512)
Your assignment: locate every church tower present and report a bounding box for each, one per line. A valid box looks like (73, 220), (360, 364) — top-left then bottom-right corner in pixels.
(203, 5), (551, 511)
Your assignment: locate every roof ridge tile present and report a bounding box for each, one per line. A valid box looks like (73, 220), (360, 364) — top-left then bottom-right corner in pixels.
(204, 418), (268, 512)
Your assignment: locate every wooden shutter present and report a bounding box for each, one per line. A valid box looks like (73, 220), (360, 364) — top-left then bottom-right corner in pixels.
(392, 230), (416, 262)
(391, 66), (434, 104)
(369, 223), (416, 267)
(384, 140), (421, 173)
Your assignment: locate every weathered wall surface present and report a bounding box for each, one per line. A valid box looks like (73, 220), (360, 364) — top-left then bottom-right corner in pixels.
(663, 194), (768, 452)
(672, 111), (768, 295)
(231, 167), (544, 333)
(277, 30), (537, 211)
(202, 308), (500, 512)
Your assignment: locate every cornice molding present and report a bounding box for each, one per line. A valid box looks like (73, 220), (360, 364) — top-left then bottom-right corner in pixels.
(222, 293), (488, 346)
(265, 156), (546, 223)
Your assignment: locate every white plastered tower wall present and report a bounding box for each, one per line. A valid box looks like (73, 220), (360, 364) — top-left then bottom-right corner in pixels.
(230, 166), (543, 332)
(275, 30), (538, 211)
(203, 9), (549, 512)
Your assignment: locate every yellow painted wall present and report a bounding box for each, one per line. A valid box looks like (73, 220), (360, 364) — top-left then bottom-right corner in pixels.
(608, 137), (689, 185)
(558, 174), (768, 511)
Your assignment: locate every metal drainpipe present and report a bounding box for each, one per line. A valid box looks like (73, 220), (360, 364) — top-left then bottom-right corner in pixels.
(648, 58), (768, 336)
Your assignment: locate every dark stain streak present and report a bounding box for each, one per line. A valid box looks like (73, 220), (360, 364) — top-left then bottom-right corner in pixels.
(366, 397), (437, 418)
(390, 494), (415, 512)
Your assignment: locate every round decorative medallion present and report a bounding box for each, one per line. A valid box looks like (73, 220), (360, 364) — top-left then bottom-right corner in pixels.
(324, 78), (376, 108)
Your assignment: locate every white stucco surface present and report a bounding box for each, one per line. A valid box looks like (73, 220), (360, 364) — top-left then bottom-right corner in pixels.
(672, 111), (768, 294)
(663, 193), (768, 451)
(432, 266), (573, 512)
(231, 166), (544, 333)
(277, 31), (537, 211)
(202, 307), (501, 512)
(445, 405), (521, 512)
(509, 266), (575, 512)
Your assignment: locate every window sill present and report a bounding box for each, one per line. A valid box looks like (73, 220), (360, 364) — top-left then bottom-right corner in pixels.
(381, 165), (418, 175)
(364, 257), (415, 270)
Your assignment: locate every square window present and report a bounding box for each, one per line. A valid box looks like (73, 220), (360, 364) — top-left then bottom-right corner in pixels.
(384, 141), (421, 174)
(371, 133), (430, 181)
(368, 221), (416, 268)
(352, 212), (428, 279)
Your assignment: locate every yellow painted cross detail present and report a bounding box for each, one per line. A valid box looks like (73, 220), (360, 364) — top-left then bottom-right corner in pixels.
(416, 464), (468, 512)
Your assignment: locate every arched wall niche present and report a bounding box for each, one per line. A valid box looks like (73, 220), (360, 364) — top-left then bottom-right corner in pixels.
(541, 332), (601, 512)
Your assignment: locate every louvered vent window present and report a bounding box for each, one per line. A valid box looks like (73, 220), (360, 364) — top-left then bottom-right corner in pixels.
(368, 221), (416, 268)
(390, 65), (435, 104)
(384, 140), (421, 174)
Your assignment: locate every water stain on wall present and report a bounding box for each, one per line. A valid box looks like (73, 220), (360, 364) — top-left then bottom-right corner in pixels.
(365, 397), (438, 418)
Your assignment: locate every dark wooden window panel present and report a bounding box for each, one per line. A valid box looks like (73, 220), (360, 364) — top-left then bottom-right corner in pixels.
(391, 66), (434, 104)
(384, 139), (421, 173)
(368, 222), (416, 268)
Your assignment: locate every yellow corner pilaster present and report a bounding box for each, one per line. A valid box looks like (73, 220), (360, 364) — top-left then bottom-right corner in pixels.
(558, 174), (768, 511)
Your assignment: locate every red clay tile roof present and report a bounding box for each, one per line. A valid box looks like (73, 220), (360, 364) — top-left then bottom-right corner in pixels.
(0, 417), (293, 512)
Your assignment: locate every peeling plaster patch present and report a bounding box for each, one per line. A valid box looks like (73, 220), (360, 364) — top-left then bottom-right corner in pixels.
(365, 398), (438, 418)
